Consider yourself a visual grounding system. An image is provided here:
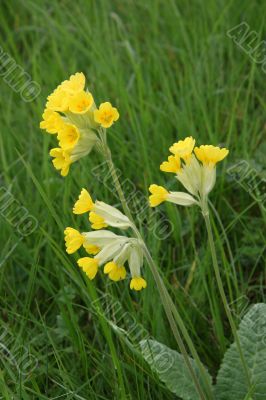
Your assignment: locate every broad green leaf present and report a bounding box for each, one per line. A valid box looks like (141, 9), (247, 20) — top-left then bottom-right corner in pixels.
(140, 339), (213, 400)
(215, 303), (266, 399)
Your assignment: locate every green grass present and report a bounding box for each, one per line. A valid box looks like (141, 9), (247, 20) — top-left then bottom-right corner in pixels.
(0, 0), (265, 398)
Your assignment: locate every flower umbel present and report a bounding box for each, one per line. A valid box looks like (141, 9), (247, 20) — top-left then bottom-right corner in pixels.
(151, 136), (229, 209)
(64, 189), (146, 290)
(40, 73), (120, 176)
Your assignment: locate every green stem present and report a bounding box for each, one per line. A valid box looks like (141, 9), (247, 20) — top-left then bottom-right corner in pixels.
(101, 135), (213, 399)
(141, 242), (212, 399)
(87, 276), (127, 398)
(202, 203), (251, 388)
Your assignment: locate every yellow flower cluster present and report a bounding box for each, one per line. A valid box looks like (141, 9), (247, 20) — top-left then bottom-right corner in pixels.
(149, 136), (229, 208)
(64, 188), (147, 291)
(40, 72), (119, 176)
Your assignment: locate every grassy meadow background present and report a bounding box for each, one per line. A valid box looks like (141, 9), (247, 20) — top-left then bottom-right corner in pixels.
(0, 0), (265, 398)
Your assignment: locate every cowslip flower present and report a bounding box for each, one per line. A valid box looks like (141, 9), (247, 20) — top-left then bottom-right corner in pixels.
(57, 123), (80, 150)
(64, 189), (147, 291)
(40, 73), (119, 176)
(73, 188), (132, 230)
(49, 148), (71, 177)
(150, 137), (229, 209)
(149, 184), (198, 207)
(94, 102), (119, 128)
(169, 136), (195, 163)
(40, 109), (65, 134)
(69, 91), (94, 114)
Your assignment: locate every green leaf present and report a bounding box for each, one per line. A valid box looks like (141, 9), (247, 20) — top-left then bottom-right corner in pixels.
(215, 303), (266, 399)
(140, 339), (213, 400)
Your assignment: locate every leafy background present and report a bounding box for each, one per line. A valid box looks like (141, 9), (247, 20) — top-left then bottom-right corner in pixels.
(0, 0), (265, 398)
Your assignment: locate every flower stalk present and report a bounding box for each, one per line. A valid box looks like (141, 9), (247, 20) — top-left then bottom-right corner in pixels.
(99, 131), (213, 400)
(149, 135), (252, 391)
(201, 200), (251, 388)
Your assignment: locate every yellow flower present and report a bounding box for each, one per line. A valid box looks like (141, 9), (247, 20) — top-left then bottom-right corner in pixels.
(77, 257), (99, 280)
(130, 277), (147, 291)
(58, 124), (80, 150)
(148, 184), (169, 207)
(84, 244), (100, 255)
(60, 72), (85, 95)
(89, 211), (108, 229)
(160, 155), (181, 173)
(194, 145), (229, 166)
(69, 91), (94, 114)
(46, 87), (70, 112)
(73, 188), (94, 214)
(169, 137), (195, 162)
(45, 73), (85, 112)
(104, 261), (126, 281)
(94, 102), (119, 128)
(40, 109), (64, 134)
(50, 148), (71, 177)
(64, 227), (84, 254)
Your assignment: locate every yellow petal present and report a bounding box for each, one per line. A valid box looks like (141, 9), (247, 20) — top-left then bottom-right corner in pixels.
(148, 184), (169, 207)
(46, 87), (70, 112)
(77, 257), (98, 280)
(84, 244), (100, 255)
(60, 72), (85, 94)
(94, 102), (119, 128)
(109, 266), (126, 281)
(58, 124), (80, 150)
(104, 261), (116, 274)
(104, 262), (126, 281)
(169, 137), (195, 162)
(194, 145), (229, 165)
(73, 188), (94, 214)
(64, 227), (84, 254)
(130, 277), (147, 291)
(40, 109), (64, 134)
(160, 155), (181, 173)
(50, 148), (71, 177)
(89, 212), (108, 230)
(69, 91), (94, 114)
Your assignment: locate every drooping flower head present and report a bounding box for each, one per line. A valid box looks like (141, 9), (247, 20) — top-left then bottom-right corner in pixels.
(40, 73), (120, 176)
(150, 137), (229, 209)
(64, 188), (147, 291)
